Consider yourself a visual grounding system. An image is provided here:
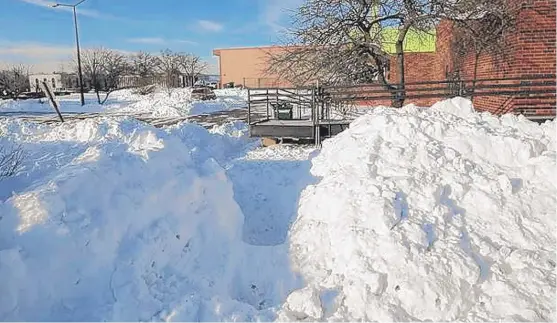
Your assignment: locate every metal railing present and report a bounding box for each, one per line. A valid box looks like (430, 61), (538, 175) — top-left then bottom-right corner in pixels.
(247, 88), (315, 124)
(248, 75), (556, 125)
(322, 75), (556, 101)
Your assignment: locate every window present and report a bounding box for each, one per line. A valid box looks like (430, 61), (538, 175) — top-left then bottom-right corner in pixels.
(52, 78), (56, 89)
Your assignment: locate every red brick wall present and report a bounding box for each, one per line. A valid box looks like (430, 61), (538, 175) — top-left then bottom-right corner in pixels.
(362, 19), (467, 108)
(356, 0), (555, 113)
(453, 0), (556, 115)
(383, 53), (440, 106)
(379, 23), (458, 107)
(509, 0), (556, 116)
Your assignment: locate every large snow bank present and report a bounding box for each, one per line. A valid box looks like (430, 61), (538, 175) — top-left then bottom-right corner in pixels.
(279, 97), (556, 321)
(0, 117), (285, 321)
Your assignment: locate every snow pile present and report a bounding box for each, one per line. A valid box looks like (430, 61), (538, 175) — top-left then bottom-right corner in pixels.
(279, 97), (556, 321)
(214, 88), (248, 101)
(187, 89), (248, 115)
(0, 117), (279, 321)
(107, 88), (146, 102)
(115, 88), (193, 117)
(117, 87), (247, 117)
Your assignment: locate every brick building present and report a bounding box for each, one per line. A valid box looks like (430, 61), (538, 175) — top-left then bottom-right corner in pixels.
(214, 0), (555, 116)
(425, 0), (556, 116)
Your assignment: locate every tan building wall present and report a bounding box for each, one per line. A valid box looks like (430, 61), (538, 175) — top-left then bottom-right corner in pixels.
(213, 46), (291, 88)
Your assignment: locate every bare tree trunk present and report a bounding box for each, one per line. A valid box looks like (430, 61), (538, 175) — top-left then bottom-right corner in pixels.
(101, 91), (111, 105)
(394, 25), (411, 108)
(96, 89), (101, 104)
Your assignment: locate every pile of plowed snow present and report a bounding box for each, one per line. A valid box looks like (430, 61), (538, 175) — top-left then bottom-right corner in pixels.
(115, 88), (193, 117)
(0, 117), (271, 321)
(279, 98), (556, 322)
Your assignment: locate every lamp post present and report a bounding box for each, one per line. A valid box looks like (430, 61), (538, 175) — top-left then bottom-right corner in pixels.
(52, 0), (87, 106)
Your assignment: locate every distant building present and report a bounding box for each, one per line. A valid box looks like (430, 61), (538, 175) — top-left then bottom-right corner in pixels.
(213, 46), (289, 88)
(29, 73), (80, 93)
(212, 31), (436, 89)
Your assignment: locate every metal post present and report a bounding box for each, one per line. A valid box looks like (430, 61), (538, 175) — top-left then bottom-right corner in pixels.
(73, 6), (85, 106)
(312, 84), (319, 146)
(298, 90), (301, 119)
(247, 88), (251, 125)
(40, 80), (64, 122)
(266, 88), (269, 119)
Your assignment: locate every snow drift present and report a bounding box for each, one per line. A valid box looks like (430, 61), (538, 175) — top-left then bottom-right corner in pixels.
(0, 117), (270, 321)
(279, 97), (556, 321)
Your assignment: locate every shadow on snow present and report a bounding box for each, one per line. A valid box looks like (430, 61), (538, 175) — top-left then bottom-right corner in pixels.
(225, 152), (319, 320)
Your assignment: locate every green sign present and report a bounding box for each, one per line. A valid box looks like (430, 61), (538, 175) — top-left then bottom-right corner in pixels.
(380, 27), (437, 53)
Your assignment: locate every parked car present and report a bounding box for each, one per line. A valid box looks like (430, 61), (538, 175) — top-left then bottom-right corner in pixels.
(191, 86), (217, 101)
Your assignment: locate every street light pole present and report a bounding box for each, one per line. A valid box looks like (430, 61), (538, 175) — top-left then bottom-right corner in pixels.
(53, 0), (87, 106)
(72, 6), (85, 106)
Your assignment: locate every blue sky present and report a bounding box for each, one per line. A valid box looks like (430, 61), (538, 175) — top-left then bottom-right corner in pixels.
(0, 0), (303, 73)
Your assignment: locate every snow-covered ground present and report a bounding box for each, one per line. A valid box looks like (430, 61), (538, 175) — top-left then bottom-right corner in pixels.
(0, 87), (247, 118)
(0, 95), (554, 321)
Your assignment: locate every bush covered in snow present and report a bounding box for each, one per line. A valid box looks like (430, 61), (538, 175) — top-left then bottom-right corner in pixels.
(279, 98), (556, 321)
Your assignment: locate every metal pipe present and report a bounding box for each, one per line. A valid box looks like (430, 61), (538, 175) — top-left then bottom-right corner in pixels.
(247, 88), (251, 125)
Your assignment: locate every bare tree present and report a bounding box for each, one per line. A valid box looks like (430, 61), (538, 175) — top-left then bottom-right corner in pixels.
(79, 48), (105, 102)
(99, 50), (129, 104)
(130, 51), (160, 87)
(269, 0), (510, 107)
(177, 53), (208, 87)
(0, 144), (24, 180)
(0, 64), (30, 99)
(268, 0), (437, 107)
(78, 48), (131, 104)
(157, 49), (181, 89)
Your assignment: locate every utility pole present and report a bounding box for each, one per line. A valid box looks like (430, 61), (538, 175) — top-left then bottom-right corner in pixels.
(52, 0), (88, 106)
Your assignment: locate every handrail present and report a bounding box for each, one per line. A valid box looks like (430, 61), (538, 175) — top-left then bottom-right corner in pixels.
(247, 75), (556, 124)
(320, 74), (556, 89)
